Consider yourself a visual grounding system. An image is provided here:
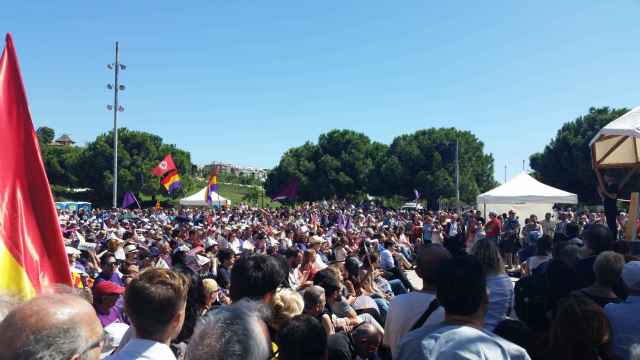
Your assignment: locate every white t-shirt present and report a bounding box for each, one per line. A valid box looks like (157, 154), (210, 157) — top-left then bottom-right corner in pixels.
(383, 292), (445, 358)
(396, 324), (530, 360)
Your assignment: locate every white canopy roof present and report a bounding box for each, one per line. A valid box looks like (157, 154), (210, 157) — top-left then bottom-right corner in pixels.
(590, 107), (640, 168)
(477, 172), (578, 204)
(179, 187), (230, 207)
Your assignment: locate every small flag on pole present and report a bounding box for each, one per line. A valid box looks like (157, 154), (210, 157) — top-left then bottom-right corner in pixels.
(272, 178), (299, 201)
(151, 154), (177, 177)
(121, 191), (140, 209)
(0, 34), (72, 298)
(206, 167), (220, 204)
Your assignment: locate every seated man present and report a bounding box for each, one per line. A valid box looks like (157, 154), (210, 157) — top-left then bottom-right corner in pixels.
(0, 293), (104, 360)
(605, 261), (640, 360)
(186, 300), (272, 360)
(396, 255), (530, 360)
(108, 268), (189, 359)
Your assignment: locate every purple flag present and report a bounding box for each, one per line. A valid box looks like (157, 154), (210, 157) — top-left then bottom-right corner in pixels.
(121, 191), (140, 209)
(273, 178), (299, 201)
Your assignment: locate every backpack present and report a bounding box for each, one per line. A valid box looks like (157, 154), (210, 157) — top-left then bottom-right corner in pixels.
(514, 266), (549, 332)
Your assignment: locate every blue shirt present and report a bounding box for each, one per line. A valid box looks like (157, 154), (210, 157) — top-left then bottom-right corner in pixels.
(396, 323), (530, 360)
(605, 295), (640, 360)
(423, 223), (433, 241)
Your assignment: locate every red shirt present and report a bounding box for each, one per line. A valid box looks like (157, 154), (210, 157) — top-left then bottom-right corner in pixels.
(485, 218), (501, 238)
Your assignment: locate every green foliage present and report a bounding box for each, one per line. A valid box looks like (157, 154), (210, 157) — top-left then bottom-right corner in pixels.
(265, 128), (497, 206)
(36, 126), (55, 145)
(530, 107), (630, 204)
(42, 127), (195, 207)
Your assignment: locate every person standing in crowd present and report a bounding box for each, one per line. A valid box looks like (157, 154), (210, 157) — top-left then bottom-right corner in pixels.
(383, 244), (450, 358)
(501, 210), (521, 271)
(0, 293), (104, 360)
(107, 268), (189, 360)
(471, 238), (514, 331)
(485, 212), (502, 242)
(521, 234), (552, 276)
(396, 256), (530, 360)
(599, 172), (621, 239)
(541, 212), (556, 238)
(605, 261), (640, 360)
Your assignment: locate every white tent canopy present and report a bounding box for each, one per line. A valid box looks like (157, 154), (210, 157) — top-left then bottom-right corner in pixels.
(179, 187), (230, 207)
(590, 106), (640, 168)
(477, 172), (577, 222)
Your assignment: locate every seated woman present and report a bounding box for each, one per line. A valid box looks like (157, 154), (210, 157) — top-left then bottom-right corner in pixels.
(543, 295), (615, 360)
(521, 234), (552, 277)
(471, 238), (514, 331)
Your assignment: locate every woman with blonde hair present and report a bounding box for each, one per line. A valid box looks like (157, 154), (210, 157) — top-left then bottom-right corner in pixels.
(471, 238), (514, 331)
(271, 288), (304, 331)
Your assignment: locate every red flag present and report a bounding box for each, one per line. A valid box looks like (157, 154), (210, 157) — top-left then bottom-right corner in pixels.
(0, 33), (72, 298)
(151, 154), (177, 177)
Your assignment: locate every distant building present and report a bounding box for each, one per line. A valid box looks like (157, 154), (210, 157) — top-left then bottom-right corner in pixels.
(210, 162), (268, 181)
(51, 134), (75, 147)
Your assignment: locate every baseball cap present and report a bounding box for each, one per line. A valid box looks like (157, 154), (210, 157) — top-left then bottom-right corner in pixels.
(94, 280), (125, 297)
(622, 261), (640, 291)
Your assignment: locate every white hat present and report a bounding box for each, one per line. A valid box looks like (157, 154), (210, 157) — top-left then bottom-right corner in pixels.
(196, 254), (211, 267)
(65, 246), (81, 256)
(622, 261), (640, 290)
(124, 244), (138, 254)
(100, 323), (130, 359)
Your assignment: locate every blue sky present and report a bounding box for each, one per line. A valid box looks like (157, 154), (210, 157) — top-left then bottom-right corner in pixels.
(5, 1), (640, 182)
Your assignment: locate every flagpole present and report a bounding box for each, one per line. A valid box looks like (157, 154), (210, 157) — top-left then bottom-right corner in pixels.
(107, 41), (125, 208)
(456, 138), (460, 214)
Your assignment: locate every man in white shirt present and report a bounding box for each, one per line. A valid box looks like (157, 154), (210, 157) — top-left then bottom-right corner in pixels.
(384, 243), (451, 358)
(396, 256), (530, 360)
(107, 268), (189, 360)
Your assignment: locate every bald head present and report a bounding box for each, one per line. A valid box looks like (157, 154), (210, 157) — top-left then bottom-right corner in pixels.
(352, 323), (382, 358)
(0, 294), (103, 360)
(416, 244), (452, 290)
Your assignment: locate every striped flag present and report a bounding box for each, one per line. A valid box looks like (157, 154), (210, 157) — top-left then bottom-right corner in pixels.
(0, 34), (72, 298)
(206, 167), (220, 204)
(160, 170), (182, 193)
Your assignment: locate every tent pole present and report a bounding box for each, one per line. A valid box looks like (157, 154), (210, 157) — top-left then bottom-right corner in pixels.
(483, 202), (486, 218)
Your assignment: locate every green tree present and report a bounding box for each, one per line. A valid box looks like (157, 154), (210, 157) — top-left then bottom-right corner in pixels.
(387, 128), (496, 208)
(530, 107), (630, 204)
(36, 126), (55, 145)
(76, 128), (194, 206)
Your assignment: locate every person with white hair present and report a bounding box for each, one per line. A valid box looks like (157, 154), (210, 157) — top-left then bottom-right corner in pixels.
(186, 300), (272, 360)
(605, 261), (640, 360)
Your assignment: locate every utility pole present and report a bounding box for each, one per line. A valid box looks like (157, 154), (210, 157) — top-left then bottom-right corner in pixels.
(107, 42), (126, 208)
(522, 160), (525, 171)
(504, 164), (507, 183)
(455, 138), (460, 214)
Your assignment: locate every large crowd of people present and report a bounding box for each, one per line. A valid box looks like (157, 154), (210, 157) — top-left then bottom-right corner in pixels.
(1, 200), (640, 360)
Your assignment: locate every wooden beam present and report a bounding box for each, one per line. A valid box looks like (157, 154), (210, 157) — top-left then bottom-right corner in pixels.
(597, 136), (628, 166)
(627, 192), (639, 240)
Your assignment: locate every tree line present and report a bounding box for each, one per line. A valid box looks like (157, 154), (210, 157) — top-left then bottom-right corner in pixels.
(264, 128), (498, 207)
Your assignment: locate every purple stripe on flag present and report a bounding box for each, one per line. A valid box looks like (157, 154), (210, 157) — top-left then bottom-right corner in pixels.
(168, 181), (182, 193)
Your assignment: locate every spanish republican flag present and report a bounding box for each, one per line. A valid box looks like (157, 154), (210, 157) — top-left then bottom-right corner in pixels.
(0, 34), (72, 299)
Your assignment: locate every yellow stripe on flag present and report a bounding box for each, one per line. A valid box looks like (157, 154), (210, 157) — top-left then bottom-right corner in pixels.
(0, 241), (36, 299)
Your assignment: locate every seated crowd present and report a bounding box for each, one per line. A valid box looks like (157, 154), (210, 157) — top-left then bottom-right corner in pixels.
(1, 202), (640, 360)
